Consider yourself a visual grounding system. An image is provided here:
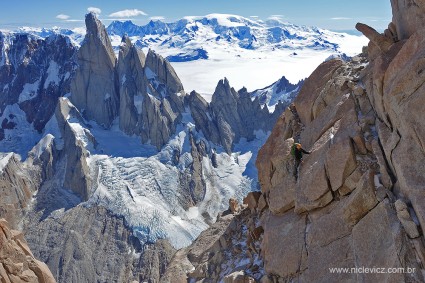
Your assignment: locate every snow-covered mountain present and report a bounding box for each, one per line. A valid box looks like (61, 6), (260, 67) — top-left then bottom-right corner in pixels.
(250, 76), (304, 112)
(0, 12), (366, 282)
(106, 14), (368, 96)
(107, 14), (347, 53)
(0, 13), (295, 281)
(15, 14), (368, 98)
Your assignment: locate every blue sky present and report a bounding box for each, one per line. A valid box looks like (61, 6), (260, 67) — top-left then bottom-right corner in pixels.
(0, 0), (392, 31)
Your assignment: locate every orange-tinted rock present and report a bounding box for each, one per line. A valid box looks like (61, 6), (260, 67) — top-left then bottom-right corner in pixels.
(352, 201), (422, 282)
(229, 198), (239, 214)
(395, 199), (420, 239)
(257, 194), (268, 213)
(294, 59), (344, 125)
(243, 192), (261, 211)
(262, 211), (307, 278)
(356, 23), (393, 52)
(390, 0), (425, 40)
(342, 171), (378, 225)
(0, 219), (56, 283)
(325, 138), (357, 191)
(256, 114), (291, 195)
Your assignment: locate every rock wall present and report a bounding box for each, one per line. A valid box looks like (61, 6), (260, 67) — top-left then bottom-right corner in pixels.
(0, 218), (56, 283)
(252, 8), (425, 280)
(24, 205), (175, 283)
(0, 153), (37, 229)
(52, 97), (92, 201)
(167, 3), (425, 281)
(361, 11), (425, 239)
(0, 32), (76, 137)
(190, 78), (286, 154)
(117, 35), (185, 150)
(390, 0), (425, 40)
(70, 12), (119, 128)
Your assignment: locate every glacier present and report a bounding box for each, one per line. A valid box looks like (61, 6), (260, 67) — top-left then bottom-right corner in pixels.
(53, 111), (266, 249)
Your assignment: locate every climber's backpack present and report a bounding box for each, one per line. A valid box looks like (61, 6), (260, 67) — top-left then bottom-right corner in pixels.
(291, 143), (299, 156)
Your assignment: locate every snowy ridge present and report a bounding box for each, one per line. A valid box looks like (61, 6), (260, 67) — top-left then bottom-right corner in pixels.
(0, 152), (14, 173)
(250, 76), (304, 112)
(15, 26), (85, 47)
(13, 14), (368, 97)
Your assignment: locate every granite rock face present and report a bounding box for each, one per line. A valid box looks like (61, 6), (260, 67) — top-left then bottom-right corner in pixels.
(117, 35), (145, 135)
(53, 98), (91, 200)
(359, 4), (425, 238)
(248, 6), (425, 279)
(24, 206), (175, 283)
(0, 154), (37, 229)
(0, 32), (77, 140)
(70, 12), (119, 128)
(0, 218), (56, 283)
(192, 78), (284, 153)
(390, 0), (425, 40)
(117, 37), (185, 149)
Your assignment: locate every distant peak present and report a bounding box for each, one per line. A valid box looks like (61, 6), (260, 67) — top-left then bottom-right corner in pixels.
(85, 12), (102, 35)
(220, 77), (230, 87)
(148, 18), (164, 23)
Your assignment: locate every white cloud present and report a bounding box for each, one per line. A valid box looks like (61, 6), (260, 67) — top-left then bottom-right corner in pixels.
(331, 17), (352, 20)
(150, 16), (165, 21)
(56, 14), (70, 20)
(87, 7), (102, 15)
(268, 15), (285, 21)
(109, 9), (147, 18)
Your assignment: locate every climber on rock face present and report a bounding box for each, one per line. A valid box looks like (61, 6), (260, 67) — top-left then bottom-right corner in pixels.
(291, 142), (310, 178)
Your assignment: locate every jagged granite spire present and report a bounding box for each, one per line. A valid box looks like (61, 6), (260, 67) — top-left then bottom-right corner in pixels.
(116, 38), (185, 150)
(70, 12), (119, 128)
(145, 49), (184, 94)
(117, 35), (146, 134)
(207, 78), (279, 153)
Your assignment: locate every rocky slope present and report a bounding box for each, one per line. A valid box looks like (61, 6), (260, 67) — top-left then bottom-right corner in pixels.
(162, 195), (266, 282)
(0, 153), (38, 228)
(163, 0), (425, 282)
(0, 218), (56, 283)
